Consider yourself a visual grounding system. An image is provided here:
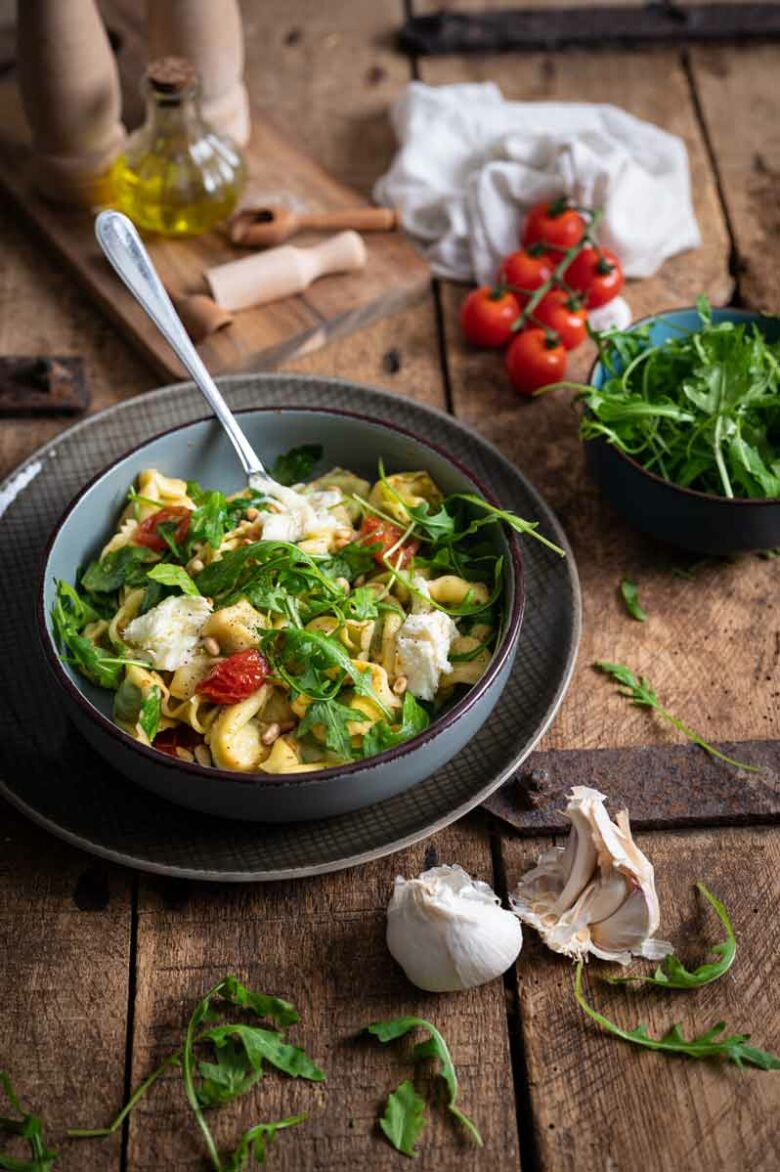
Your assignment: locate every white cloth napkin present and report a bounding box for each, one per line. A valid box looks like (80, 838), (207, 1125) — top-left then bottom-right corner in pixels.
(374, 82), (701, 285)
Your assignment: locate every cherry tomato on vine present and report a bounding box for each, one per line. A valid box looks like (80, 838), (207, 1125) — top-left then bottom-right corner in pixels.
(196, 649), (269, 706)
(505, 328), (567, 397)
(499, 247), (554, 300)
(133, 506), (191, 552)
(533, 289), (588, 350)
(459, 286), (522, 348)
(522, 199), (587, 255)
(566, 246), (624, 307)
(358, 515), (419, 568)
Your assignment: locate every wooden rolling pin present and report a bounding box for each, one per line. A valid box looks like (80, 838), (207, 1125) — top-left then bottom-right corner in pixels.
(229, 204), (398, 247)
(206, 230), (367, 311)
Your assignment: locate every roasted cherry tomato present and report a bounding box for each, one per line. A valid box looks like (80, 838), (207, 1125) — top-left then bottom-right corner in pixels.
(522, 199), (586, 255)
(153, 724), (203, 759)
(196, 649), (269, 706)
(565, 246), (624, 308)
(533, 289), (588, 350)
(505, 328), (567, 397)
(499, 247), (554, 300)
(134, 506), (192, 552)
(359, 515), (419, 569)
(459, 286), (522, 348)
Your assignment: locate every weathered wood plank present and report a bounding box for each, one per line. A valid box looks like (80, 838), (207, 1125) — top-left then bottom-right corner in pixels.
(689, 43), (780, 312)
(0, 803), (132, 1171)
(126, 822), (520, 1170)
(501, 825), (780, 1171)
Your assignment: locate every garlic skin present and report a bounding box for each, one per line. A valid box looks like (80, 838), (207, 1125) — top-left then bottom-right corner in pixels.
(510, 787), (672, 966)
(386, 864), (523, 992)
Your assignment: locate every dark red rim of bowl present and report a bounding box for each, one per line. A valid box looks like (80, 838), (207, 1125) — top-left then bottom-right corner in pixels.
(586, 306), (780, 507)
(38, 405), (525, 788)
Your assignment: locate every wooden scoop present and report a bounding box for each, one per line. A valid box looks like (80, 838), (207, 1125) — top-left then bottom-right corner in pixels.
(229, 204), (399, 247)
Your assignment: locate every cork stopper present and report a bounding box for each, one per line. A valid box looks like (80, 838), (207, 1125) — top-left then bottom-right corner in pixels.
(146, 56), (198, 95)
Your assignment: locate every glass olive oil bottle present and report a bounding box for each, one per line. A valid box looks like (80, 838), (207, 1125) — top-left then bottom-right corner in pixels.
(111, 56), (246, 237)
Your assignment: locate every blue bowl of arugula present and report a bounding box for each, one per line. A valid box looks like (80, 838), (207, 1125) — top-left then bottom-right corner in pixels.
(583, 301), (780, 554)
(39, 407), (561, 823)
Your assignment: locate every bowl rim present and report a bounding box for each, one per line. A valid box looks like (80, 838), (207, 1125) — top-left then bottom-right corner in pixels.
(586, 305), (780, 508)
(38, 404), (525, 788)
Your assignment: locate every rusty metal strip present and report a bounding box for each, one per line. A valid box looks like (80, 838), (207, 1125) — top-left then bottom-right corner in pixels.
(400, 5), (780, 55)
(483, 740), (780, 835)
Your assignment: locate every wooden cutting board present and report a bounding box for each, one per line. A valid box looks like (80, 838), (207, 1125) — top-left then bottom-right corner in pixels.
(0, 85), (429, 381)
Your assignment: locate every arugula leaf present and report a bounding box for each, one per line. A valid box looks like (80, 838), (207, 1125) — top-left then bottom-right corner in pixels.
(366, 1017), (482, 1150)
(146, 563), (200, 596)
(619, 578), (647, 622)
(574, 960), (780, 1069)
(199, 1025), (325, 1084)
(605, 882), (736, 990)
(215, 977), (299, 1029)
(188, 489), (230, 551)
(260, 627), (393, 718)
(378, 1080), (426, 1158)
(405, 501), (456, 542)
(450, 494), (566, 556)
(361, 692), (429, 757)
(139, 686), (162, 742)
(80, 545), (156, 593)
(297, 699), (368, 759)
(594, 661), (761, 772)
(223, 1115), (307, 1172)
(271, 444), (323, 486)
(0, 1073), (57, 1172)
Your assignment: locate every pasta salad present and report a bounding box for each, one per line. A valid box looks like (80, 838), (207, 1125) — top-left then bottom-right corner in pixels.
(51, 446), (561, 774)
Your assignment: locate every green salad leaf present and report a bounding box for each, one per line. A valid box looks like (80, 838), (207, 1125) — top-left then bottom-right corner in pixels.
(605, 882), (736, 990)
(619, 578), (647, 621)
(0, 1073), (57, 1172)
(575, 960), (780, 1069)
(365, 1017), (482, 1154)
(52, 581), (148, 689)
(81, 545), (156, 593)
(378, 1080), (427, 1158)
(594, 660), (761, 772)
(271, 444), (323, 486)
(146, 563), (200, 596)
(361, 692), (429, 757)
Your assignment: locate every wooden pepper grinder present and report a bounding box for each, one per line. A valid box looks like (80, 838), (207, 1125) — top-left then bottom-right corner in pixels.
(146, 0), (251, 147)
(17, 0), (125, 207)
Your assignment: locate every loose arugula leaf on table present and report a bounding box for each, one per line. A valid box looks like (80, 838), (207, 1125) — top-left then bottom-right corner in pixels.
(0, 1073), (57, 1172)
(271, 444), (323, 486)
(146, 563), (201, 596)
(69, 975), (319, 1172)
(378, 1080), (427, 1158)
(619, 578), (647, 622)
(365, 1017), (482, 1154)
(594, 660), (761, 772)
(605, 882), (736, 990)
(223, 1115), (307, 1172)
(574, 961), (780, 1069)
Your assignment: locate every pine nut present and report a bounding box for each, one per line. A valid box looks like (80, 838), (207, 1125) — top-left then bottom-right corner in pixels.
(261, 722), (281, 746)
(393, 675), (408, 695)
(355, 574), (366, 587)
(335, 576), (350, 593)
(202, 636), (220, 657)
(175, 747), (195, 763)
(189, 557), (205, 574)
(246, 507), (259, 521)
(194, 744), (212, 767)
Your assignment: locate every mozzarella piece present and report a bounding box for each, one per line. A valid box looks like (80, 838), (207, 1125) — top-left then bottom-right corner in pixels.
(395, 611), (459, 701)
(258, 486), (344, 544)
(124, 595), (212, 671)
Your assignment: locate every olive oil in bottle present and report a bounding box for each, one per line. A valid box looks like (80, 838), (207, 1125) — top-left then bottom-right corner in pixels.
(111, 56), (245, 236)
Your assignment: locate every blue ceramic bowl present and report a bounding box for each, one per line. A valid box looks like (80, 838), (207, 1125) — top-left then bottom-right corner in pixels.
(39, 407), (523, 822)
(586, 307), (780, 554)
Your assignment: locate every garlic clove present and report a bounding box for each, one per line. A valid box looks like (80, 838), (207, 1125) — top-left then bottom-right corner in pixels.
(386, 864), (522, 992)
(510, 787), (671, 965)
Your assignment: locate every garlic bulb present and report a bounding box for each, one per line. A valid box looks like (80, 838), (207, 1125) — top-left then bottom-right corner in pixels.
(386, 864), (523, 992)
(510, 787), (672, 966)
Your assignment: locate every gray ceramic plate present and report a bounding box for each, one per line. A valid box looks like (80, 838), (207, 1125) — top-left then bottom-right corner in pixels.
(0, 375), (580, 881)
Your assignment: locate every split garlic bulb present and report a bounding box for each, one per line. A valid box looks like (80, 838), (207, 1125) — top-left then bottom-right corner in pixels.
(510, 787), (672, 966)
(386, 864), (523, 992)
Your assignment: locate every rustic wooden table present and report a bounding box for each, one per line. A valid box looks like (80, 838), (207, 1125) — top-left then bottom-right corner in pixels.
(1, 2), (779, 1169)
